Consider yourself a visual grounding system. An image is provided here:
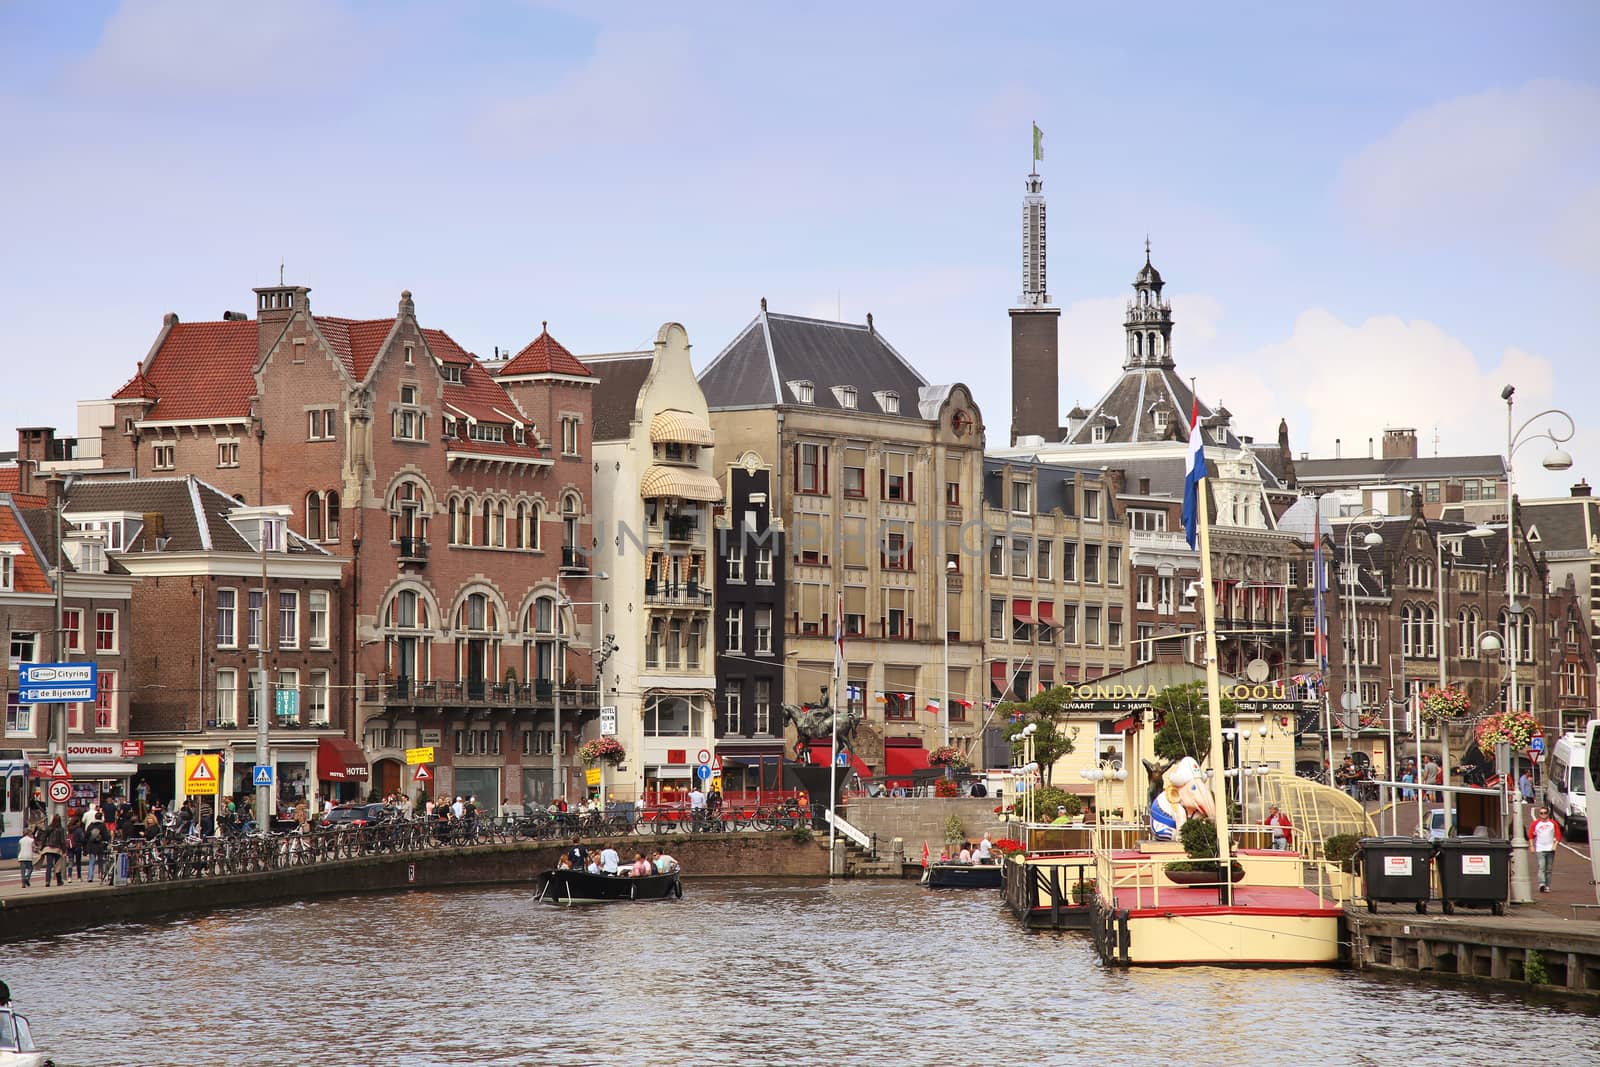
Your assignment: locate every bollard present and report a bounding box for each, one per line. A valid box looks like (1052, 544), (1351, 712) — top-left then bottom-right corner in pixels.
(891, 837), (905, 863)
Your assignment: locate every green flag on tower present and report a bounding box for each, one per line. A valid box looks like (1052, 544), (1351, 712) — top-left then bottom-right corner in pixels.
(1033, 122), (1043, 162)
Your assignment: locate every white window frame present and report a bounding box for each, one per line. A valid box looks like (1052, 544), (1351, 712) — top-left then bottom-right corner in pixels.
(217, 440), (240, 468)
(308, 669), (330, 725)
(94, 609), (119, 654)
(152, 443), (175, 470)
(278, 590), (299, 648)
(216, 668), (239, 727)
(308, 590), (330, 649)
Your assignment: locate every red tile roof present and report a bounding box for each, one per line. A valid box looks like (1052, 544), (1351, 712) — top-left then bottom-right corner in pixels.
(0, 467), (18, 493)
(112, 364), (159, 400)
(443, 356), (546, 460)
(315, 317), (396, 380)
(140, 320), (260, 421)
(0, 500), (52, 594)
(500, 324), (593, 378)
(422, 328), (475, 365)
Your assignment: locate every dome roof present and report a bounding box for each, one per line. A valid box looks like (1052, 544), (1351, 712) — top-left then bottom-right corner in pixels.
(1134, 258), (1163, 288)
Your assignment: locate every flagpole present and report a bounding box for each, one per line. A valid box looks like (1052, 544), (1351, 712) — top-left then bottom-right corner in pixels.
(828, 590), (841, 879)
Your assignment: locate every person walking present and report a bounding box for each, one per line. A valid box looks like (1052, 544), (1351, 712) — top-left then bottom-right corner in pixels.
(16, 828), (36, 888)
(84, 814), (109, 884)
(41, 815), (66, 886)
(66, 816), (85, 881)
(1265, 804), (1294, 850)
(1527, 806), (1562, 893)
(1518, 768), (1536, 807)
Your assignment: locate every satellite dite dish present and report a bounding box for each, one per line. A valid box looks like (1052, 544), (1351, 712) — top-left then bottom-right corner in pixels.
(1245, 658), (1270, 683)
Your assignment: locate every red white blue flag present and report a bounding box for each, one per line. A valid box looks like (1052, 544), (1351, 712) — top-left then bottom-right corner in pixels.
(1181, 397), (1204, 549)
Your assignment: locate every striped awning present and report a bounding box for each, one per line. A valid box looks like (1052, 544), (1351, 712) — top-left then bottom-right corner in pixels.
(649, 410), (716, 446)
(639, 465), (723, 502)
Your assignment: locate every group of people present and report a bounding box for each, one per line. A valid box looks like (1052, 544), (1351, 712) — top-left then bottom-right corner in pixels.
(15, 802), (117, 888)
(935, 834), (994, 864)
(557, 838), (680, 877)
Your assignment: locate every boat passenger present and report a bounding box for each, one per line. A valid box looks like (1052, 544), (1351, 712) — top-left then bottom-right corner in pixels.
(599, 845), (621, 874)
(975, 834), (993, 862)
(585, 856), (601, 875)
(566, 837), (588, 870)
(1050, 805), (1073, 825)
(1265, 805), (1293, 850)
(957, 843), (973, 864)
(556, 855), (572, 870)
(651, 849), (680, 874)
(630, 852), (653, 877)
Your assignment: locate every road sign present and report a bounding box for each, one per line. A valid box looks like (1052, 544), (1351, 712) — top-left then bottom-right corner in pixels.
(1530, 735), (1545, 754)
(710, 777), (721, 792)
(599, 706), (618, 737)
(405, 746), (435, 766)
(18, 662), (97, 703)
(696, 764), (712, 781)
(251, 765), (274, 787)
(184, 754), (220, 796)
(48, 780), (72, 804)
(835, 752), (850, 768)
(413, 764), (432, 782)
(34, 757), (70, 780)
(585, 768), (602, 787)
(696, 749), (711, 765)
(712, 755), (723, 771)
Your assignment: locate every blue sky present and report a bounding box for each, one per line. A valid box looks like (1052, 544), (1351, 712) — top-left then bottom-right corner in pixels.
(2, 2), (1596, 493)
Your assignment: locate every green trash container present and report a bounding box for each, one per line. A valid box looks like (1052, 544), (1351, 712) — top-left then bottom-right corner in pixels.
(1435, 837), (1509, 916)
(1357, 837), (1434, 914)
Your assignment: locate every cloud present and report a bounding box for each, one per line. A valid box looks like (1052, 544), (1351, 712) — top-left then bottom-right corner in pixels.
(68, 0), (371, 100)
(1057, 291), (1225, 413)
(1336, 79), (1600, 270)
(1205, 308), (1557, 471)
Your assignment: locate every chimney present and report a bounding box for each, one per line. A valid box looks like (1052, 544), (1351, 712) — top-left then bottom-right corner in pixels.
(1573, 479), (1592, 498)
(252, 285), (310, 363)
(1335, 438), (1341, 459)
(44, 472), (65, 514)
(1368, 437), (1374, 459)
(1382, 427), (1418, 460)
(141, 512), (165, 547)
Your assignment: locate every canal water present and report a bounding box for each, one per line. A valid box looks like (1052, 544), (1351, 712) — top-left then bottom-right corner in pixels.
(11, 879), (1598, 1066)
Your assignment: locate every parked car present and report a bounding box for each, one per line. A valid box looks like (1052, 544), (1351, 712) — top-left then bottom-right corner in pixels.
(318, 802), (390, 829)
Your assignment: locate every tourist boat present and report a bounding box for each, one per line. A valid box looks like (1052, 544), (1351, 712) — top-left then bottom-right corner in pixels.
(536, 868), (682, 905)
(922, 861), (1003, 889)
(0, 1004), (48, 1067)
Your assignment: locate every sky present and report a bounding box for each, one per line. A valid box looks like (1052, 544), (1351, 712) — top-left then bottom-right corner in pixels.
(2, 1), (1596, 495)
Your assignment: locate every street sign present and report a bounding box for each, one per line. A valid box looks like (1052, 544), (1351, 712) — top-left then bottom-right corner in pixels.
(696, 749), (711, 765)
(275, 690), (299, 720)
(184, 754), (220, 796)
(599, 706), (618, 737)
(1529, 735), (1545, 754)
(405, 746), (435, 766)
(251, 765), (274, 787)
(711, 755), (723, 771)
(18, 662), (97, 703)
(48, 780), (72, 804)
(413, 764), (432, 782)
(696, 764), (712, 781)
(710, 776), (722, 792)
(835, 752), (850, 768)
(34, 757), (70, 780)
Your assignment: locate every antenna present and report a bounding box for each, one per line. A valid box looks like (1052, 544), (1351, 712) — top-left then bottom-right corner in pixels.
(279, 258), (285, 285)
(1433, 425), (1440, 456)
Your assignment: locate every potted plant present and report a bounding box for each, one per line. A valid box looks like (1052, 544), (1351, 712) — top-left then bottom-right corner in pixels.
(929, 745), (970, 770)
(934, 778), (961, 798)
(988, 837), (1025, 859)
(1163, 816), (1245, 884)
(1475, 708), (1540, 750)
(577, 736), (626, 765)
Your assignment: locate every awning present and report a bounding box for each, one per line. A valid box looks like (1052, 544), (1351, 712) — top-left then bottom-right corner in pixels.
(649, 410), (716, 446)
(883, 742), (930, 777)
(1011, 598), (1034, 624)
(639, 464), (723, 502)
(990, 661), (1008, 684)
(1037, 601), (1056, 624)
(317, 736), (370, 781)
(805, 740), (871, 778)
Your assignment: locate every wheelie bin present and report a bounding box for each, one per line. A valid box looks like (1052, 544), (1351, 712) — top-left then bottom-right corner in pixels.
(1435, 837), (1510, 916)
(1357, 836), (1434, 914)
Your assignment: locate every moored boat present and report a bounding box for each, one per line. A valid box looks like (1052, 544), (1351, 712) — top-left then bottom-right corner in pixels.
(0, 1003), (49, 1067)
(537, 868), (682, 905)
(922, 862), (1004, 889)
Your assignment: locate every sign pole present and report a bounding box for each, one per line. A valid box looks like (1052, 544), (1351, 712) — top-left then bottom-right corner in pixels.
(48, 477), (67, 826)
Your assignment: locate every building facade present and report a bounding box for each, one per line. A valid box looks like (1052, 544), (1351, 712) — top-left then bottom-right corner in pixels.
(700, 303), (987, 774)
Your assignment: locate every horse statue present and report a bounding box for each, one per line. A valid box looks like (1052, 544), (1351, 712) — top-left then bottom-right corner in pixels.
(1142, 755), (1215, 841)
(781, 686), (862, 761)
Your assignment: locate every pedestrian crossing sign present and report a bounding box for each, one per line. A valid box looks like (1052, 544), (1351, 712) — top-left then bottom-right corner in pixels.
(184, 754), (221, 796)
(252, 765), (274, 787)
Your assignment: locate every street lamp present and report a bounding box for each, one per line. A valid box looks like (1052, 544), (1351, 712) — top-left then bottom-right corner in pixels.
(554, 571), (608, 805)
(1010, 722), (1038, 829)
(1340, 513), (1385, 763)
(1434, 523), (1493, 805)
(942, 558), (957, 749)
(1497, 384), (1575, 904)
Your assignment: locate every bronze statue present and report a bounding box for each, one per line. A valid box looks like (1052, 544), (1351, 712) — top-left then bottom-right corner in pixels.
(781, 687), (862, 761)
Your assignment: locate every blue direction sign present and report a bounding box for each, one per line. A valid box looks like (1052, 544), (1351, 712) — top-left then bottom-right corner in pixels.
(1529, 735), (1545, 754)
(18, 662), (97, 704)
(696, 764), (712, 781)
(252, 765), (274, 787)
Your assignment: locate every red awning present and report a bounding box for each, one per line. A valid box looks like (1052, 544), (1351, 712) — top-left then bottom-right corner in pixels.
(1037, 601), (1056, 623)
(883, 742), (930, 777)
(1012, 598), (1034, 624)
(806, 741), (871, 778)
(317, 736), (370, 781)
(990, 661), (1008, 683)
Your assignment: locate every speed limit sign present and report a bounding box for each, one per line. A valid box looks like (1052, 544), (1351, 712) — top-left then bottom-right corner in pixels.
(48, 779), (72, 804)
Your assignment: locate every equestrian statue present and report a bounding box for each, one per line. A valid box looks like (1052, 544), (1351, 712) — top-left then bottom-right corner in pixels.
(781, 685), (862, 762)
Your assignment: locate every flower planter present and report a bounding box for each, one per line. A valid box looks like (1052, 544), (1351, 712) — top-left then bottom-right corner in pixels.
(1164, 862), (1245, 886)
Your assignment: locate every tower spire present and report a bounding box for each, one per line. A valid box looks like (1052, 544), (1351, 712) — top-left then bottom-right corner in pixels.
(1124, 241), (1174, 370)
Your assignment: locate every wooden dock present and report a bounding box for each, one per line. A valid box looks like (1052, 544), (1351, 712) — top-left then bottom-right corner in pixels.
(1347, 907), (1600, 998)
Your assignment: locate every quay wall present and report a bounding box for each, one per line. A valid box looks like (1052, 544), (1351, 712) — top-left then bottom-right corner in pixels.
(1348, 908), (1600, 1000)
(844, 797), (1013, 855)
(0, 833), (826, 944)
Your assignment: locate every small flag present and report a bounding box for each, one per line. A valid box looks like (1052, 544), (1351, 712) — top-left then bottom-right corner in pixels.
(1032, 122), (1043, 163)
(925, 698), (941, 714)
(875, 693), (888, 704)
(1181, 396), (1204, 550)
(846, 684), (863, 701)
(954, 699), (974, 710)
(922, 841), (930, 869)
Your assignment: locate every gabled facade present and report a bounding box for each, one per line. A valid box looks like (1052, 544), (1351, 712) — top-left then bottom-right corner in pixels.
(701, 304), (987, 774)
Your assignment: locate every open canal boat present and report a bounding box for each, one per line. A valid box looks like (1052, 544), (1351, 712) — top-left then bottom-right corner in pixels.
(922, 862), (1004, 889)
(536, 868), (682, 905)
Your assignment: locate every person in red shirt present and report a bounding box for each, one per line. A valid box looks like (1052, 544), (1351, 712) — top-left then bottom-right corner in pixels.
(1265, 804), (1294, 850)
(1528, 806), (1562, 892)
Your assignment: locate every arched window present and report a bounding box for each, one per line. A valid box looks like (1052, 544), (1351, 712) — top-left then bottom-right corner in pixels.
(389, 481), (425, 544)
(1458, 608), (1479, 658)
(461, 499), (474, 546)
(1423, 604), (1437, 658)
(447, 498), (459, 545)
(531, 595), (556, 634)
(562, 492), (581, 565)
(494, 499), (507, 548)
(514, 502), (527, 549)
(530, 501), (543, 551)
(387, 588), (431, 629)
(325, 490), (341, 541)
(1517, 610), (1535, 664)
(457, 591), (500, 633)
(305, 491), (322, 541)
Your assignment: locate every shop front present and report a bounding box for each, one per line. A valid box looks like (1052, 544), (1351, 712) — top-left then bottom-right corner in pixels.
(452, 765), (502, 814)
(62, 740), (144, 811)
(316, 736), (371, 803)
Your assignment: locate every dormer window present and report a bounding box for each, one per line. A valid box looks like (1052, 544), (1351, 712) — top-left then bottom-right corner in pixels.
(466, 422), (506, 444)
(1153, 410), (1170, 431)
(0, 550), (13, 591)
(441, 364), (463, 384)
(1091, 424), (1107, 443)
(513, 425), (525, 444)
(442, 416), (456, 439)
(874, 390), (900, 415)
(262, 518), (283, 552)
(835, 385), (858, 409)
(789, 380), (815, 404)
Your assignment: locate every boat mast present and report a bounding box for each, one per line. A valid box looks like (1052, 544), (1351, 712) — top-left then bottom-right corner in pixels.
(1194, 446), (1233, 901)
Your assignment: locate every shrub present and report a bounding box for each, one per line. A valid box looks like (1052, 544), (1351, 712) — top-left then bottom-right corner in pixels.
(1324, 833), (1361, 872)
(1524, 949), (1549, 986)
(1030, 786), (1083, 819)
(944, 814), (965, 844)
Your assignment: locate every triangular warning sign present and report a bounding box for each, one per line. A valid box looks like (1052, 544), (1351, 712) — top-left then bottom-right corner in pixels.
(414, 764), (432, 782)
(189, 760), (215, 781)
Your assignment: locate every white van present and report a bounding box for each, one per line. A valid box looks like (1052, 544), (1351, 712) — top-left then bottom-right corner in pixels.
(1546, 731), (1589, 840)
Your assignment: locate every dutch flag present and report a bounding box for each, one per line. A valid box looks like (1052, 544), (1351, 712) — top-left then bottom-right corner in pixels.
(1181, 397), (1204, 550)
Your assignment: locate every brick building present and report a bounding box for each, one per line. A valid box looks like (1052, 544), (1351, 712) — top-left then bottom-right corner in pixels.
(41, 284), (597, 813)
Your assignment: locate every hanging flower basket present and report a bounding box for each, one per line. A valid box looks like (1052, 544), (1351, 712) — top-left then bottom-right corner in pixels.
(1476, 709), (1540, 751)
(577, 736), (626, 765)
(1419, 686), (1471, 725)
(928, 745), (970, 769)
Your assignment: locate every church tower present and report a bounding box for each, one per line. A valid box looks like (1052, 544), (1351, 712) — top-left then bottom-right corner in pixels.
(1009, 165), (1062, 444)
(1123, 240), (1174, 369)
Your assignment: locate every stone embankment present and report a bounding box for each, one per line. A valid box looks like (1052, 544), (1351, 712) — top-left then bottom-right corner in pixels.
(0, 833), (826, 943)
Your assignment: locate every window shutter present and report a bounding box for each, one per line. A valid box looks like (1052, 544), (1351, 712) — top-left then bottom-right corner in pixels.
(822, 447), (829, 494)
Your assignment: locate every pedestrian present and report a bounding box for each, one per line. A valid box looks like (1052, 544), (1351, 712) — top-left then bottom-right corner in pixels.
(67, 816), (85, 880)
(451, 795), (465, 820)
(84, 814), (109, 884)
(16, 828), (36, 888)
(1337, 757), (1361, 800)
(1528, 805), (1562, 893)
(1420, 756), (1442, 803)
(1265, 804), (1294, 850)
(41, 815), (66, 886)
(1518, 767), (1535, 806)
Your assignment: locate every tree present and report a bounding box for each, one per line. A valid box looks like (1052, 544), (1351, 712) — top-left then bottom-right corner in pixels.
(1004, 689), (1080, 785)
(1151, 682), (1236, 765)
